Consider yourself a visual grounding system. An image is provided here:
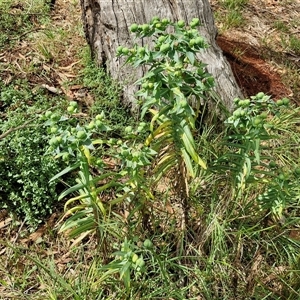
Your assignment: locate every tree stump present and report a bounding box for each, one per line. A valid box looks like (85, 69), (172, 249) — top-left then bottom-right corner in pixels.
(80, 0), (243, 112)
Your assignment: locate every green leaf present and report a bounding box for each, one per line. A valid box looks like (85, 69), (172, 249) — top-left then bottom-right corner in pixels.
(49, 162), (80, 182)
(58, 182), (86, 201)
(59, 215), (95, 236)
(120, 261), (131, 280)
(181, 131), (206, 169)
(186, 52), (195, 65)
(254, 138), (261, 164)
(181, 148), (195, 177)
(153, 154), (177, 184)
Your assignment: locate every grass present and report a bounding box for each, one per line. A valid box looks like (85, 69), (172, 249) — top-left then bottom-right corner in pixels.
(0, 0), (300, 299)
(224, 10), (244, 28)
(221, 0), (248, 10)
(213, 0), (247, 30)
(289, 36), (300, 55)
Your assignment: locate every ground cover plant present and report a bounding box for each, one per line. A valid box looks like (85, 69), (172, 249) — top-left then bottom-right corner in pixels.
(0, 1), (299, 299)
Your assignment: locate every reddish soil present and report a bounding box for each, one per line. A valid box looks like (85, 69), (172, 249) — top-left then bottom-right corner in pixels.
(217, 35), (291, 100)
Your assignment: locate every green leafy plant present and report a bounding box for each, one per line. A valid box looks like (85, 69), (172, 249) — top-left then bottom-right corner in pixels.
(50, 17), (215, 247)
(0, 84), (65, 228)
(117, 17), (214, 241)
(99, 237), (193, 298)
(46, 104), (120, 246)
(100, 238), (146, 291)
(46, 102), (157, 250)
(188, 94), (300, 298)
(214, 93), (299, 221)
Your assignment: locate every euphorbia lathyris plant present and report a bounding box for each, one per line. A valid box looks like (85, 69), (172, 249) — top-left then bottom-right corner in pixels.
(117, 17), (215, 236)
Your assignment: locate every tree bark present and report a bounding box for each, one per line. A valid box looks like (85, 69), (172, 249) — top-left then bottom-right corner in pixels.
(80, 0), (243, 112)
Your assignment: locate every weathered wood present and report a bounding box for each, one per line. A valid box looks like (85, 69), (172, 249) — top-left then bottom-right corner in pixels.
(80, 0), (243, 112)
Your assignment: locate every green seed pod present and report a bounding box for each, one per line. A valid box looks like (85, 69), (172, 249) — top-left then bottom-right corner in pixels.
(143, 239), (153, 249)
(282, 98), (290, 105)
(253, 118), (262, 126)
(160, 43), (170, 52)
(190, 18), (200, 28)
(138, 47), (146, 55)
(238, 100), (244, 107)
(269, 161), (276, 168)
(130, 23), (138, 32)
(95, 113), (104, 121)
(277, 99), (283, 106)
(51, 113), (60, 121)
(125, 126), (133, 133)
(161, 18), (169, 25)
(130, 48), (136, 54)
(189, 39), (196, 46)
(136, 257), (145, 267)
(96, 158), (103, 166)
(256, 92), (265, 99)
(243, 99), (250, 107)
(142, 24), (150, 32)
(142, 82), (148, 89)
(67, 106), (75, 113)
(157, 35), (166, 43)
(87, 121), (95, 130)
(240, 109), (246, 116)
(95, 119), (103, 128)
(122, 47), (129, 55)
(62, 153), (69, 162)
(195, 36), (204, 46)
(116, 46), (123, 54)
(77, 131), (87, 140)
(177, 20), (185, 28)
(151, 16), (160, 24)
(50, 126), (58, 134)
(132, 253), (138, 263)
(260, 112), (268, 119)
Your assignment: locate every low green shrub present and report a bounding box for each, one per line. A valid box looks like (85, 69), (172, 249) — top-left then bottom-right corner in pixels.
(0, 83), (65, 228)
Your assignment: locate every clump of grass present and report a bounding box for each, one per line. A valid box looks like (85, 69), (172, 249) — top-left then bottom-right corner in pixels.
(221, 0), (248, 10)
(213, 0), (248, 30)
(289, 35), (300, 55)
(224, 10), (245, 28)
(273, 20), (290, 33)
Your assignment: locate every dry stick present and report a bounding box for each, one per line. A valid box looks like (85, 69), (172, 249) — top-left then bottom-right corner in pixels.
(10, 28), (45, 41)
(0, 117), (39, 140)
(0, 107), (53, 140)
(4, 219), (26, 269)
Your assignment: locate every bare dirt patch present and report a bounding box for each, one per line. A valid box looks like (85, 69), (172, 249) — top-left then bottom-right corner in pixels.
(217, 35), (291, 99)
(210, 0), (300, 104)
